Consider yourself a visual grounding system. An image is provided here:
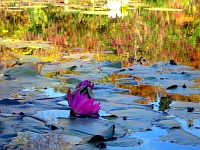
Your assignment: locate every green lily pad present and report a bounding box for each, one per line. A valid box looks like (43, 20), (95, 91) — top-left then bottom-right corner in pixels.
(5, 63), (39, 78)
(100, 60), (122, 68)
(66, 78), (81, 84)
(68, 65), (77, 71)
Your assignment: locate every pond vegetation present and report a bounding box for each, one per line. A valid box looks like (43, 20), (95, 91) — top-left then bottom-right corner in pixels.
(0, 0), (200, 149)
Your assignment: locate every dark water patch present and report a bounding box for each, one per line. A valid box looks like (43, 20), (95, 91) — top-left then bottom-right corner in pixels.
(0, 98), (21, 105)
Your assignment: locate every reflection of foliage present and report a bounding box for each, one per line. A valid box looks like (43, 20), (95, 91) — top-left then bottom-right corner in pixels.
(170, 93), (200, 102)
(0, 10), (29, 38)
(0, 3), (200, 68)
(53, 86), (68, 94)
(159, 96), (172, 111)
(96, 73), (142, 84)
(27, 8), (48, 35)
(118, 84), (160, 101)
(43, 70), (80, 78)
(143, 0), (200, 15)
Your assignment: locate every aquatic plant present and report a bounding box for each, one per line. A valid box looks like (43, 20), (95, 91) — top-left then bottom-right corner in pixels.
(76, 80), (94, 90)
(67, 88), (100, 117)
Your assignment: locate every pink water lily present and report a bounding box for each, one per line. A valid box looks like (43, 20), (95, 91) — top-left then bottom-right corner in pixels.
(76, 80), (94, 90)
(67, 88), (101, 117)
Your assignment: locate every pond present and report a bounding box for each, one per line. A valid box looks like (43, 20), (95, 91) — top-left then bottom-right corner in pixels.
(0, 0), (200, 149)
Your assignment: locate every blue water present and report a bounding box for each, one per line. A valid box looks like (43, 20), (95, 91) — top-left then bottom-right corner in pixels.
(22, 87), (65, 97)
(107, 126), (200, 150)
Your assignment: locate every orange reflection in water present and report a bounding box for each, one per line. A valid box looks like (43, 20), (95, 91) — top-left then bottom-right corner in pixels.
(116, 83), (200, 103)
(116, 84), (167, 102)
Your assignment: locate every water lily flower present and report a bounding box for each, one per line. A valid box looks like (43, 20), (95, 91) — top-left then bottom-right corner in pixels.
(67, 88), (101, 117)
(76, 80), (94, 90)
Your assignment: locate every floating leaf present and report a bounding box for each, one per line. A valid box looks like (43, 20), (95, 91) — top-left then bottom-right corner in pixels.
(57, 118), (122, 144)
(100, 60), (122, 68)
(0, 121), (16, 146)
(167, 85), (178, 90)
(66, 78), (81, 84)
(5, 63), (39, 78)
(159, 128), (200, 146)
(69, 65), (77, 71)
(106, 138), (143, 148)
(152, 118), (181, 129)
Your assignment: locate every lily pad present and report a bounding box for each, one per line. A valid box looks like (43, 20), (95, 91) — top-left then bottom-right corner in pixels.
(107, 138), (143, 147)
(0, 121), (17, 146)
(108, 108), (162, 132)
(170, 101), (200, 110)
(0, 81), (24, 99)
(5, 63), (39, 78)
(167, 108), (200, 120)
(57, 118), (122, 143)
(66, 78), (81, 84)
(99, 60), (122, 68)
(152, 118), (181, 129)
(159, 128), (200, 146)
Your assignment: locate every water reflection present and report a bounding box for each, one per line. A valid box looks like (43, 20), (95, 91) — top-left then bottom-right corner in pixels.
(175, 118), (200, 138)
(23, 87), (65, 98)
(0, 3), (199, 70)
(0, 2), (200, 103)
(106, 0), (123, 18)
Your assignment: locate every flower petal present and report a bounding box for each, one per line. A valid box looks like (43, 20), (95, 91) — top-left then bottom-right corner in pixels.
(72, 89), (81, 109)
(92, 102), (101, 114)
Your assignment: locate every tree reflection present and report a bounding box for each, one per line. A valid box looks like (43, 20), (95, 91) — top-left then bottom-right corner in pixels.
(158, 96), (172, 111)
